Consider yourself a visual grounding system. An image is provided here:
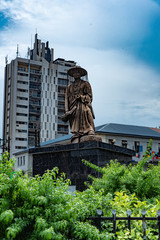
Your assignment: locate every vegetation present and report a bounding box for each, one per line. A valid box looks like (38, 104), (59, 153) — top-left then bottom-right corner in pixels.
(1, 140), (160, 239)
(0, 152), (109, 239)
(83, 140), (160, 200)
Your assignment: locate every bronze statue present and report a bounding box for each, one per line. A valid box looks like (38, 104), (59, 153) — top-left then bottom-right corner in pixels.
(61, 66), (96, 143)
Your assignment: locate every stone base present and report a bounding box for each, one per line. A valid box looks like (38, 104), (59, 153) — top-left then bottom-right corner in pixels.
(80, 135), (102, 142)
(31, 141), (135, 191)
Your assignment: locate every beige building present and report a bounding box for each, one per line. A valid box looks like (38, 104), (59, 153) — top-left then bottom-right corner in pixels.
(96, 123), (160, 161)
(3, 34), (76, 163)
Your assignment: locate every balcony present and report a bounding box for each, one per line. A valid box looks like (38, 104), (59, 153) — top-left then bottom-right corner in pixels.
(58, 96), (65, 101)
(30, 84), (41, 91)
(30, 69), (41, 75)
(30, 100), (41, 106)
(30, 77), (41, 83)
(58, 104), (65, 109)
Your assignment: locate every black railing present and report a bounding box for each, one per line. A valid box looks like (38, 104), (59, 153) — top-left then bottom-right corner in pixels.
(86, 209), (160, 239)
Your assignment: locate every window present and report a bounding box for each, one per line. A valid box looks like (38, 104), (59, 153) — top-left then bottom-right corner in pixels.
(122, 140), (127, 148)
(16, 146), (26, 150)
(17, 88), (28, 93)
(158, 143), (160, 155)
(16, 113), (27, 117)
(47, 99), (49, 106)
(58, 78), (68, 86)
(15, 138), (27, 141)
(18, 157), (21, 166)
(47, 83), (49, 91)
(16, 104), (28, 109)
(16, 121), (27, 125)
(59, 72), (67, 76)
(17, 96), (28, 101)
(18, 156), (25, 166)
(135, 141), (140, 153)
(108, 139), (116, 145)
(18, 130), (27, 133)
(23, 156), (25, 166)
(18, 73), (28, 77)
(18, 66), (26, 72)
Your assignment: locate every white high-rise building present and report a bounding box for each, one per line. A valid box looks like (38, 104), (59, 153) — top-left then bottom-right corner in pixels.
(3, 34), (76, 160)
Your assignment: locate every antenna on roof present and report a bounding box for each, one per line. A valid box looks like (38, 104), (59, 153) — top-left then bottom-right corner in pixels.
(31, 34), (32, 49)
(27, 47), (30, 59)
(5, 55), (8, 65)
(16, 44), (19, 58)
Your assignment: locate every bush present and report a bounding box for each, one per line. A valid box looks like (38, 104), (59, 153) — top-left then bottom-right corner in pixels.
(0, 152), (112, 239)
(82, 140), (160, 200)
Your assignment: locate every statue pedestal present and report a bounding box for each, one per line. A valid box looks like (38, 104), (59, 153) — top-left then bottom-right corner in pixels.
(80, 135), (102, 142)
(31, 141), (135, 191)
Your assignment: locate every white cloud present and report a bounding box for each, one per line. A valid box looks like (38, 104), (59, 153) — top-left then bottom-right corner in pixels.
(0, 0), (160, 138)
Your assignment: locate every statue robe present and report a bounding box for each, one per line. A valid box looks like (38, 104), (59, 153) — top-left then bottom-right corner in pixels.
(65, 79), (95, 140)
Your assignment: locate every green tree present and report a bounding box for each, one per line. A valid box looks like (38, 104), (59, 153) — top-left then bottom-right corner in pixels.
(82, 140), (160, 200)
(0, 152), (111, 240)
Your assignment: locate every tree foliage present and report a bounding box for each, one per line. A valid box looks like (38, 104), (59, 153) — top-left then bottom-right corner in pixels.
(1, 140), (160, 239)
(83, 140), (160, 200)
(0, 152), (110, 239)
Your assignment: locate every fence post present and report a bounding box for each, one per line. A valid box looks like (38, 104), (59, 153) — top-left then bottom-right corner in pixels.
(157, 210), (160, 240)
(96, 209), (102, 232)
(141, 209), (146, 240)
(112, 209), (117, 238)
(127, 210), (132, 231)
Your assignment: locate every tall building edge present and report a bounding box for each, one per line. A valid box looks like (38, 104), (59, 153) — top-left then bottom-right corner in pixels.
(3, 64), (8, 152)
(2, 34), (77, 161)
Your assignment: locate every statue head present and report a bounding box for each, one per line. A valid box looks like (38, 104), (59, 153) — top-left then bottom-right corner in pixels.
(68, 66), (87, 80)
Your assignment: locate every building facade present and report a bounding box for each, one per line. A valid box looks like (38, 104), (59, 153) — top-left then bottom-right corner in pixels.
(14, 123), (160, 173)
(3, 34), (76, 159)
(95, 123), (160, 161)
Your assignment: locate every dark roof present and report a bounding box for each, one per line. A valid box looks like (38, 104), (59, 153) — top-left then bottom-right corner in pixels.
(14, 134), (72, 155)
(40, 134), (71, 146)
(95, 123), (160, 139)
(14, 123), (160, 156)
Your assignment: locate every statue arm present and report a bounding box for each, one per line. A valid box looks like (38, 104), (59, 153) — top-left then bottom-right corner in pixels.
(82, 81), (93, 104)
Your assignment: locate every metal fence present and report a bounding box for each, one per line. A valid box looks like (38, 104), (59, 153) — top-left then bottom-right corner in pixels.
(86, 209), (160, 239)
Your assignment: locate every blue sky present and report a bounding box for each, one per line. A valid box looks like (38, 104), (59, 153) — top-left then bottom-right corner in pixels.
(0, 0), (160, 138)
